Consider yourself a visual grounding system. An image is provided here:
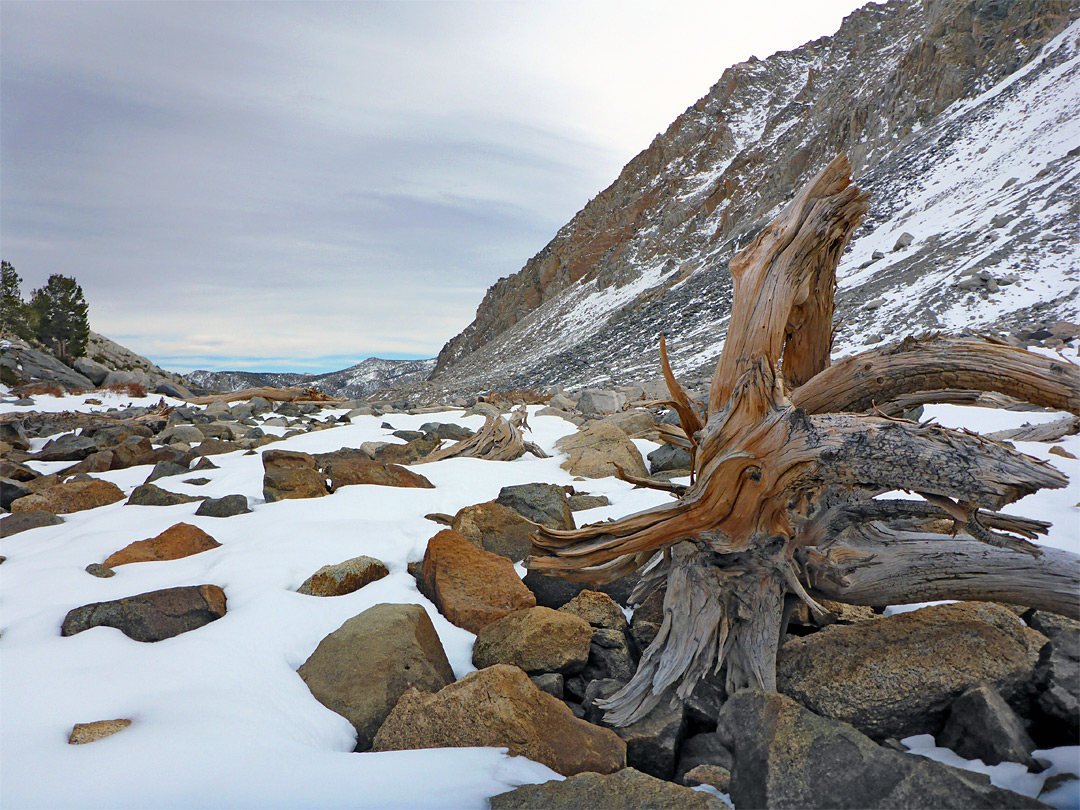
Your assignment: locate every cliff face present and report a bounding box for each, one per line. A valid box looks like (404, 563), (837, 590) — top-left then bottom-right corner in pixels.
(432, 0), (1077, 391)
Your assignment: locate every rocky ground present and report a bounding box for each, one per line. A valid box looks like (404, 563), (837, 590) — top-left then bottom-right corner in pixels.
(2, 377), (1077, 809)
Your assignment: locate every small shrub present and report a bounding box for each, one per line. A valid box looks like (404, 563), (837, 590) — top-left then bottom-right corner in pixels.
(16, 383), (65, 397)
(101, 381), (148, 398)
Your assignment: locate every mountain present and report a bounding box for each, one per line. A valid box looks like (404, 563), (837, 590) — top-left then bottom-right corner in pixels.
(427, 0), (1079, 397)
(186, 357), (436, 400)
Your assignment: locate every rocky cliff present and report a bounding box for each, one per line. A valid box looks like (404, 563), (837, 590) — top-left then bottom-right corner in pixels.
(431, 0), (1078, 395)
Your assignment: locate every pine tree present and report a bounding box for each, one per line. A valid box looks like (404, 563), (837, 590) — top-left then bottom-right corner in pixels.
(30, 274), (90, 362)
(1, 261), (34, 340)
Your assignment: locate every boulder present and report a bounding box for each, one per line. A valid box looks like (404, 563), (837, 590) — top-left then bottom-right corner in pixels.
(297, 603), (455, 751)
(419, 529), (535, 633)
(675, 732), (734, 785)
(325, 458), (433, 491)
(647, 443), (693, 474)
(576, 389), (627, 415)
(893, 231), (915, 250)
(0, 458), (40, 482)
(495, 483), (575, 530)
(10, 479), (125, 514)
(937, 684), (1037, 768)
(194, 494), (251, 518)
(450, 501), (535, 562)
(419, 422), (474, 441)
(33, 433), (100, 462)
(103, 523), (221, 567)
(72, 357), (111, 386)
(1, 477), (35, 510)
(0, 421), (31, 452)
(125, 483), (205, 507)
(488, 768), (728, 810)
(530, 673), (564, 698)
(1031, 623), (1079, 741)
(600, 410), (659, 440)
(1, 510), (65, 537)
(158, 425), (205, 445)
(262, 449), (328, 502)
(777, 602), (1043, 739)
(583, 678), (687, 780)
(144, 461), (191, 484)
(68, 718), (132, 745)
(568, 493), (610, 511)
(373, 434), (440, 465)
(296, 555), (389, 597)
(716, 690), (1045, 809)
(524, 568), (639, 609)
(371, 664), (626, 777)
(471, 607), (592, 674)
(61, 584), (227, 642)
(555, 421), (649, 479)
(562, 589), (637, 688)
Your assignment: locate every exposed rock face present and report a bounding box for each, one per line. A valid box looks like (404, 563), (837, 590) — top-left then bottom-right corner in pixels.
(717, 690), (1047, 809)
(471, 607), (593, 675)
(60, 584), (227, 642)
(103, 523), (221, 567)
(776, 602), (1044, 740)
(371, 664), (626, 777)
(10, 479), (125, 514)
(296, 556), (389, 597)
(425, 0), (1076, 397)
(487, 768), (729, 810)
(296, 603), (454, 752)
(418, 529), (536, 633)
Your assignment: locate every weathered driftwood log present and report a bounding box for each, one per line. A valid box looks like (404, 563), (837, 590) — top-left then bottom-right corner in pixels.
(986, 414), (1080, 443)
(527, 154), (1077, 726)
(418, 405), (547, 463)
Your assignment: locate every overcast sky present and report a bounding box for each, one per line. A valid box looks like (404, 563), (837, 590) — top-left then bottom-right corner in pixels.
(2, 0), (866, 374)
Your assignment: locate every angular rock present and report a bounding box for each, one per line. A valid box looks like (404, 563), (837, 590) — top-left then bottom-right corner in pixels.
(675, 732), (734, 784)
(1, 477), (35, 510)
(125, 483), (205, 507)
(103, 523), (221, 567)
(0, 458), (40, 483)
(68, 718), (131, 745)
(325, 458), (433, 491)
(61, 584), (227, 642)
(144, 461), (191, 484)
(777, 602), (1043, 739)
(0, 510), (65, 537)
(296, 555), (389, 597)
(524, 568), (639, 609)
(560, 589), (629, 632)
(893, 231), (915, 250)
(419, 422), (474, 441)
(937, 684), (1037, 767)
(568, 493), (610, 511)
(562, 589), (637, 686)
(584, 678), (687, 780)
(495, 483), (575, 530)
(34, 433), (99, 462)
(372, 664), (625, 776)
(10, 479), (125, 514)
(450, 500), (535, 562)
(373, 433), (440, 465)
(717, 690), (1046, 810)
(471, 606), (592, 675)
(576, 389), (627, 415)
(297, 603), (455, 751)
(262, 449), (328, 502)
(630, 588), (665, 649)
(488, 768), (728, 810)
(682, 764), (731, 795)
(555, 421), (649, 479)
(600, 410), (658, 439)
(647, 443), (693, 474)
(194, 494), (251, 518)
(419, 529), (535, 633)
(1032, 623), (1080, 741)
(157, 424), (205, 445)
(530, 672), (564, 698)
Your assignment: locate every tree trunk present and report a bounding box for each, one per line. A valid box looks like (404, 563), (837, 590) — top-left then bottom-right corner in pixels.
(527, 154), (1077, 726)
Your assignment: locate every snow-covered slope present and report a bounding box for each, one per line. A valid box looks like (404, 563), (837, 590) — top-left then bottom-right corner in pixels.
(186, 357), (436, 399)
(426, 2), (1078, 398)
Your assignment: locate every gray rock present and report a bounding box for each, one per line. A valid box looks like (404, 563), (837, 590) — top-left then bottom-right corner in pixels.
(675, 732), (734, 784)
(194, 495), (251, 518)
(1032, 625), (1079, 741)
(862, 297), (886, 310)
(488, 768), (728, 810)
(419, 422), (474, 441)
(157, 425), (206, 445)
(892, 231), (914, 250)
(531, 673), (564, 699)
(0, 510), (65, 537)
(126, 484), (204, 507)
(2, 345), (94, 390)
(34, 433), (100, 462)
(717, 690), (1046, 810)
(584, 679), (688, 780)
(568, 493), (611, 511)
(144, 461), (190, 484)
(937, 684), (1037, 767)
(576, 388), (627, 415)
(61, 584), (227, 642)
(296, 603), (455, 752)
(1, 477), (35, 510)
(496, 483), (575, 530)
(73, 357), (111, 386)
(648, 443), (693, 474)
(85, 563), (115, 578)
(871, 250), (885, 260)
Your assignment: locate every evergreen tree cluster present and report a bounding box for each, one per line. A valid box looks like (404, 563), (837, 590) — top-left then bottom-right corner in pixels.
(1, 261), (91, 362)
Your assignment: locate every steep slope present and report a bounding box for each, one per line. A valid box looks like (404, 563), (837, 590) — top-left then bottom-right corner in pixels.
(430, 0), (1077, 395)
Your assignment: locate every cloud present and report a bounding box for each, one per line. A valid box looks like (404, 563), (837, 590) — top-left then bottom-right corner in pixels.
(1, 0), (865, 373)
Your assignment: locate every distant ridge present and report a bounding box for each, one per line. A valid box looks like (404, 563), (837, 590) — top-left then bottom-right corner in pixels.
(185, 357), (436, 399)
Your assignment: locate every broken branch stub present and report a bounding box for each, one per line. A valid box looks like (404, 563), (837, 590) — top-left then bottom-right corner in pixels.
(528, 154), (1077, 726)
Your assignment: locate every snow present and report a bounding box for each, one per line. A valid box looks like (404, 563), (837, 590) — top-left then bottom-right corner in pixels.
(2, 392), (1077, 808)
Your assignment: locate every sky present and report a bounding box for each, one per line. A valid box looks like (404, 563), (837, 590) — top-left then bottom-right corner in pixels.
(2, 0), (867, 374)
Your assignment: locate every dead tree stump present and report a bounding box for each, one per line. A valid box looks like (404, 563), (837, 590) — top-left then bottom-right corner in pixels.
(527, 155), (1078, 726)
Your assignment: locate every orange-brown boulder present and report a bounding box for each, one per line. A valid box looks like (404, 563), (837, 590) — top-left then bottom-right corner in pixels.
(262, 449), (328, 502)
(419, 529), (535, 633)
(103, 522), (221, 567)
(326, 458), (433, 491)
(372, 664), (626, 776)
(10, 479), (125, 514)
